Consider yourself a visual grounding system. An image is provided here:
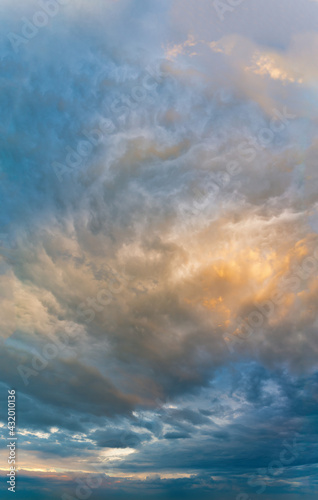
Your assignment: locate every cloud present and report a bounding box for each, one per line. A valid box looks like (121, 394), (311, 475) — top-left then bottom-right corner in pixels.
(0, 0), (318, 498)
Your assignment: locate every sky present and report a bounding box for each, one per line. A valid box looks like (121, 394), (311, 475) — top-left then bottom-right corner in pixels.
(0, 0), (318, 498)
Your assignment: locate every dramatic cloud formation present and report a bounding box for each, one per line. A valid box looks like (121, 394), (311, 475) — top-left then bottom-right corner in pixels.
(0, 0), (318, 499)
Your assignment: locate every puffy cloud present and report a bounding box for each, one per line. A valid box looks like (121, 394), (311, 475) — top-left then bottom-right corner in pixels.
(1, 0), (318, 498)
